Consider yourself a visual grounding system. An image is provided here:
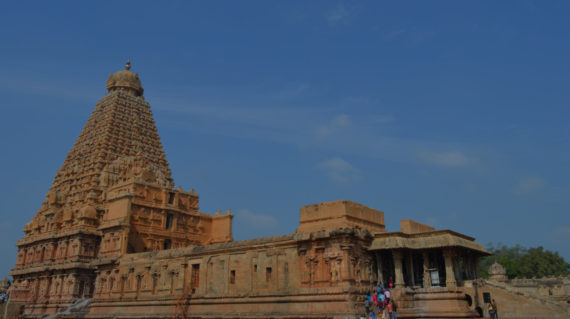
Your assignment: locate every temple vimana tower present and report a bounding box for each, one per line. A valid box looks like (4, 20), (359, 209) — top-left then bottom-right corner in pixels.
(7, 62), (567, 319)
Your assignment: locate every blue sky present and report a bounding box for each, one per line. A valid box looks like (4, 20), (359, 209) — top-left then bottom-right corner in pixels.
(1, 1), (569, 277)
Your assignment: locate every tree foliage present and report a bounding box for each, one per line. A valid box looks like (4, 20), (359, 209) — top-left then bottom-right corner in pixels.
(478, 243), (569, 279)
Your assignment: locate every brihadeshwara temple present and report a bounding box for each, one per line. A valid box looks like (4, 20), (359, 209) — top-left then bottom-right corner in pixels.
(6, 62), (567, 319)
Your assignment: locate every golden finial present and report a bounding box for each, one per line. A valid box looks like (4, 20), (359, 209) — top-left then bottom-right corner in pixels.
(125, 59), (131, 71)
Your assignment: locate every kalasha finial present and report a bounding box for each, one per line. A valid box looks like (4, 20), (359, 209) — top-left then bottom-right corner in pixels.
(125, 59), (131, 70)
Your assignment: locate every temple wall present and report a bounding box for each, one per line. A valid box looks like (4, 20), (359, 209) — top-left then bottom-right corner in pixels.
(505, 277), (570, 299)
(87, 229), (376, 319)
(297, 200), (385, 234)
(400, 219), (435, 234)
(209, 214), (233, 244)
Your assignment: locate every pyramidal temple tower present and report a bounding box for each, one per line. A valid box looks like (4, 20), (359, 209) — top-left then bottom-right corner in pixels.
(51, 59), (173, 201)
(9, 62), (233, 311)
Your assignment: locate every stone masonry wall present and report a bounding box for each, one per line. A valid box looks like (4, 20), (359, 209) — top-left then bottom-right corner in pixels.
(87, 229), (376, 319)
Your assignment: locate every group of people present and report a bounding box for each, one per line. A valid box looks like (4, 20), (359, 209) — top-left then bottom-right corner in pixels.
(363, 280), (397, 319)
(0, 293), (9, 304)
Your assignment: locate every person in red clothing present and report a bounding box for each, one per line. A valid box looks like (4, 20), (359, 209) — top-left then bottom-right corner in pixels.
(391, 300), (398, 319)
(372, 291), (379, 315)
(388, 276), (393, 289)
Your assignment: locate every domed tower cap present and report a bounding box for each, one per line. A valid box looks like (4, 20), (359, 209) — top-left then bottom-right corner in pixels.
(488, 261), (507, 275)
(106, 59), (144, 96)
(488, 261), (508, 282)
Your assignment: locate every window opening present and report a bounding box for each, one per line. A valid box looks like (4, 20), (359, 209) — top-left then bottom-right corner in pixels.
(165, 214), (173, 230)
(163, 239), (171, 250)
(191, 264), (200, 291)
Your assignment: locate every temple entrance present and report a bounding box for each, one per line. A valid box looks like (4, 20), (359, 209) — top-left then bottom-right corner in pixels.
(373, 249), (452, 288)
(375, 250), (394, 286)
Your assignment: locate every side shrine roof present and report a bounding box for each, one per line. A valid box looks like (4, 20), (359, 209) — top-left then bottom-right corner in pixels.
(368, 229), (490, 255)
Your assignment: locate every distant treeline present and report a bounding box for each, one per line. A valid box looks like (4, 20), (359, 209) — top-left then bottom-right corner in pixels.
(478, 243), (570, 279)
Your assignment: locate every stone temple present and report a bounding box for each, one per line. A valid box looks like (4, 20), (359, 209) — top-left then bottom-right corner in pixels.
(6, 62), (567, 319)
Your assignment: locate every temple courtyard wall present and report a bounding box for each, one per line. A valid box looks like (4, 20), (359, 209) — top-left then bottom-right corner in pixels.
(465, 279), (569, 318)
(21, 229), (376, 319)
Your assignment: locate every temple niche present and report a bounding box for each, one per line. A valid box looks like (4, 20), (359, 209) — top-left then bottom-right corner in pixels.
(7, 62), (567, 319)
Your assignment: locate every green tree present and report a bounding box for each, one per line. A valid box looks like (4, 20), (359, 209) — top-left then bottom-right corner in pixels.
(518, 246), (570, 278)
(477, 243), (569, 279)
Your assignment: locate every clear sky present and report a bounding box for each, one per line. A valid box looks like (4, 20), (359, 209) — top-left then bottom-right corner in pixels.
(0, 1), (569, 277)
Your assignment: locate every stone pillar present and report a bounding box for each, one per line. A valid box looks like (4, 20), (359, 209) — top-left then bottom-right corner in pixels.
(392, 250), (405, 288)
(465, 254), (473, 280)
(63, 240), (70, 260)
(50, 242), (57, 261)
(422, 251), (431, 288)
(182, 262), (189, 294)
(30, 278), (38, 301)
(47, 276), (54, 301)
(121, 230), (129, 254)
(20, 248), (27, 266)
(71, 274), (79, 298)
(38, 276), (47, 301)
(407, 252), (415, 287)
(443, 248), (456, 288)
(375, 252), (384, 285)
(49, 275), (57, 296)
(77, 238), (83, 260)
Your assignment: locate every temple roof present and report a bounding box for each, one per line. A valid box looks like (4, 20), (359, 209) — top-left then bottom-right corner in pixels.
(106, 60), (144, 96)
(368, 230), (490, 254)
(50, 73), (172, 196)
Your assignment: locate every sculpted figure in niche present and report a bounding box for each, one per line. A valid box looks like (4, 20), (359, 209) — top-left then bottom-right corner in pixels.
(108, 276), (115, 292)
(126, 273), (133, 290)
(353, 259), (361, 281)
(135, 275), (142, 293)
(312, 259), (318, 282)
(50, 279), (57, 296)
(65, 278), (75, 295)
(96, 278), (105, 294)
(330, 259), (339, 282)
(303, 257), (311, 282)
(54, 279), (61, 297)
(363, 261), (369, 281)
